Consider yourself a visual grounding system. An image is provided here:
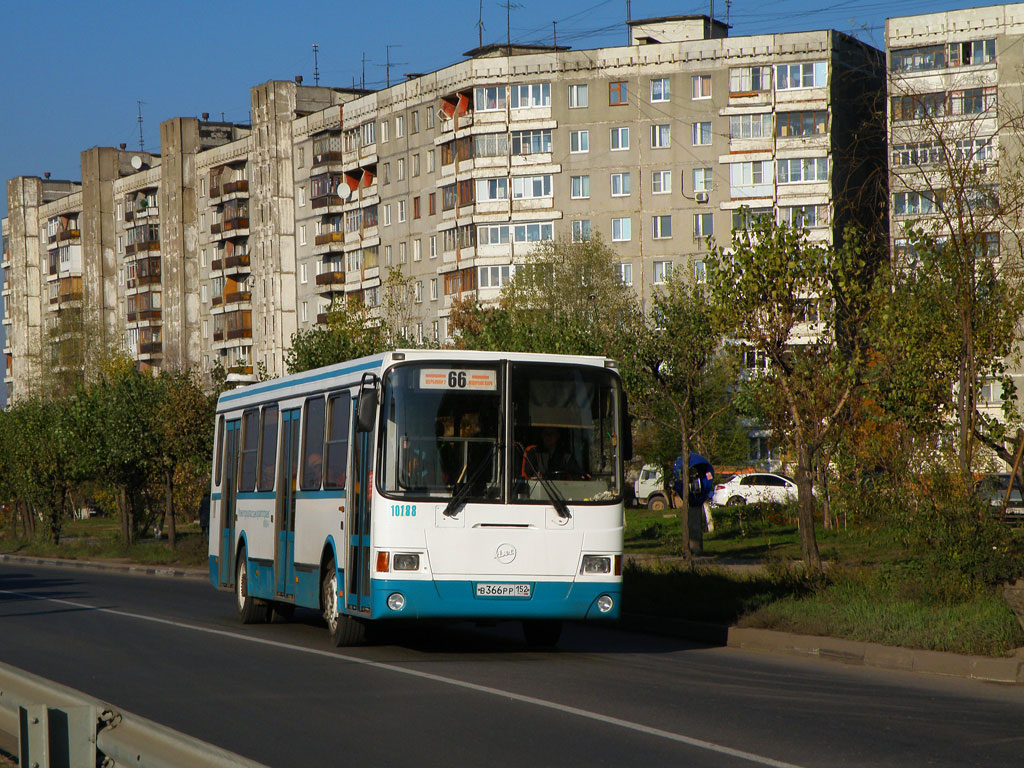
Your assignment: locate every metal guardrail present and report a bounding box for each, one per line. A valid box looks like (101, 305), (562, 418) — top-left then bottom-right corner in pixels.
(0, 662), (268, 768)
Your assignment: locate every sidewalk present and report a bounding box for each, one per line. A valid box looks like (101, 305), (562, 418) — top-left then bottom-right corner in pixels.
(3, 552), (1022, 685)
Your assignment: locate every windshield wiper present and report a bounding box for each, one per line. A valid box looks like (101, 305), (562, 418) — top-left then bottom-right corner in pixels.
(442, 442), (500, 518)
(520, 449), (572, 520)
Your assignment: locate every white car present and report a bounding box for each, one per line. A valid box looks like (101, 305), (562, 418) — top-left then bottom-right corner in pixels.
(711, 472), (798, 507)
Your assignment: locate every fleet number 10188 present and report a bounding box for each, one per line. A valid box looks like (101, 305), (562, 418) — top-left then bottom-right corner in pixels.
(391, 504), (417, 517)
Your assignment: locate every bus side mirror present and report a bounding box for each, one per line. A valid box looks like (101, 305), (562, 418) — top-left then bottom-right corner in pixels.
(356, 373), (379, 433)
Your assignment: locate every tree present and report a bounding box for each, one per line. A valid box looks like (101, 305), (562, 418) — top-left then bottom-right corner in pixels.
(887, 66), (1024, 486)
(450, 234), (640, 360)
(621, 272), (732, 556)
(707, 217), (879, 571)
(152, 369), (216, 549)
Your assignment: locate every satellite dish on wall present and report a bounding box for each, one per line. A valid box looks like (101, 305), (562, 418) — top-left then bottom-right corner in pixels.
(337, 185), (352, 201)
(130, 155), (144, 170)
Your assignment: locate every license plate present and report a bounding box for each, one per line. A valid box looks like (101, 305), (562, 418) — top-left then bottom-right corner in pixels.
(475, 583), (532, 598)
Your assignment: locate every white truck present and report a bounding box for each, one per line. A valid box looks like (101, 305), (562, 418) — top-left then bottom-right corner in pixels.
(634, 465), (673, 510)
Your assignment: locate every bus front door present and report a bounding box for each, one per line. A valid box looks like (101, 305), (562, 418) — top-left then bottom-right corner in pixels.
(219, 418), (241, 587)
(276, 408), (300, 596)
(347, 417), (373, 613)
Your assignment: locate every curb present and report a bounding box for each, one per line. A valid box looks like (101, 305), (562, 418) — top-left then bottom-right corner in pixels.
(621, 611), (1024, 685)
(4, 553), (1021, 684)
(0, 553), (207, 581)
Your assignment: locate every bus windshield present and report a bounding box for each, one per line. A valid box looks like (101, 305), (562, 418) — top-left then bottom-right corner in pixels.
(380, 363), (503, 501)
(380, 360), (622, 504)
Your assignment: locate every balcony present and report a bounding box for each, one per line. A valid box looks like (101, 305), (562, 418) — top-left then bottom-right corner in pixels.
(311, 195), (345, 212)
(137, 273), (161, 287)
(140, 341), (162, 355)
(225, 253), (251, 270)
(211, 259), (223, 271)
(57, 229), (81, 243)
(212, 296), (223, 306)
(316, 312), (329, 325)
(139, 308), (161, 321)
(313, 151), (345, 166)
(127, 311), (138, 323)
(213, 330), (224, 342)
(315, 271), (346, 290)
(211, 216), (249, 235)
(227, 327), (252, 340)
(223, 290), (251, 304)
(314, 232), (345, 247)
(222, 180), (249, 196)
(126, 239), (160, 256)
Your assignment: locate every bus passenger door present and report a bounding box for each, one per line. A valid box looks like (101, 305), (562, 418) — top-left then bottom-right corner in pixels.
(276, 408), (301, 596)
(347, 408), (373, 614)
(219, 418), (241, 587)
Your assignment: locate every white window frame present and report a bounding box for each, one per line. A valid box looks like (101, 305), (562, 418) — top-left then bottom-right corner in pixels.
(610, 127), (629, 151)
(694, 213), (714, 240)
(611, 217), (631, 242)
(568, 83), (588, 108)
(651, 124), (671, 149)
(692, 122), (712, 146)
(650, 77), (670, 102)
(571, 219), (591, 243)
(570, 130), (589, 153)
(652, 170), (671, 195)
(653, 260), (673, 284)
(652, 215), (672, 239)
(690, 74), (711, 100)
(570, 175), (590, 199)
(611, 173), (631, 197)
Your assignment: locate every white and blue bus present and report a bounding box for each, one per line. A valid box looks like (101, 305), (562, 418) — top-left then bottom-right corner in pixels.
(208, 349), (628, 646)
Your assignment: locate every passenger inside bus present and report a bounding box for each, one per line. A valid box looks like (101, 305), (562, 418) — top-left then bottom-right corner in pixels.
(522, 427), (586, 480)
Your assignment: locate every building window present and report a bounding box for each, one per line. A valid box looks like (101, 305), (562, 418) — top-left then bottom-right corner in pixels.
(512, 129), (552, 154)
(398, 199), (407, 223)
(427, 150), (435, 173)
(776, 110), (827, 137)
(479, 265), (513, 289)
(397, 158), (405, 181)
(512, 175), (552, 199)
(776, 61), (827, 90)
(301, 263), (308, 283)
(693, 168), (714, 193)
(611, 217), (631, 241)
(694, 213), (713, 240)
(609, 80), (628, 105)
(475, 85), (507, 111)
(570, 175), (590, 199)
(383, 204), (392, 226)
(651, 124), (671, 149)
(651, 170), (671, 195)
(694, 260), (706, 283)
(690, 75), (711, 100)
(399, 242), (407, 263)
(777, 157), (829, 184)
(413, 196), (421, 219)
(730, 161), (773, 188)
(781, 204), (828, 228)
(571, 219), (591, 242)
(611, 173), (631, 197)
(396, 114), (405, 137)
(384, 245), (392, 266)
(510, 83), (551, 108)
(652, 215), (672, 239)
(429, 235), (437, 258)
(615, 263), (633, 286)
(302, 301), (308, 322)
(570, 130), (589, 153)
(382, 163), (391, 184)
(568, 83), (588, 108)
(610, 127), (629, 151)
(413, 154), (421, 176)
(893, 191), (938, 215)
(651, 77), (670, 102)
(729, 65), (772, 93)
(730, 113), (774, 139)
(429, 193), (436, 215)
(653, 260), (673, 284)
(732, 207), (772, 230)
(381, 120), (390, 143)
(415, 280), (423, 302)
(890, 39), (996, 73)
(299, 225), (307, 246)
(692, 122), (712, 146)
(411, 110), (420, 133)
(430, 277), (438, 300)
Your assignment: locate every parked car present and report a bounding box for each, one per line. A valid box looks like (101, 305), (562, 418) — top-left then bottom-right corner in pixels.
(976, 473), (1024, 513)
(711, 472), (798, 507)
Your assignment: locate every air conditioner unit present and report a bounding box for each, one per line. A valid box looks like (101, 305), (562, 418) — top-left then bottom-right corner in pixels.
(695, 191), (710, 204)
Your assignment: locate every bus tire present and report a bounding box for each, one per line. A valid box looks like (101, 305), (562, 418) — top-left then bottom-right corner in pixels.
(236, 552), (270, 624)
(522, 619), (562, 648)
(322, 559), (366, 646)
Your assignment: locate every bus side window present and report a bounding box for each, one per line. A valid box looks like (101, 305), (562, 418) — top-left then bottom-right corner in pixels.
(258, 404), (279, 492)
(302, 396), (326, 491)
(239, 409), (260, 492)
(324, 392), (351, 489)
(215, 415), (224, 486)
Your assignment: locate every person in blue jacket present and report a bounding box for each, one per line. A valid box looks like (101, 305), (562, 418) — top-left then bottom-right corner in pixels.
(672, 453), (715, 507)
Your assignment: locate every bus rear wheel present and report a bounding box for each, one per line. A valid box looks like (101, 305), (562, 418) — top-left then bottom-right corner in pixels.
(322, 559), (367, 646)
(236, 552), (269, 624)
(522, 619), (562, 648)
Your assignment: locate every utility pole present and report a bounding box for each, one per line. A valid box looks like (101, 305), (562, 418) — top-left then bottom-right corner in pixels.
(478, 0), (485, 48)
(312, 43), (320, 86)
(553, 20), (557, 46)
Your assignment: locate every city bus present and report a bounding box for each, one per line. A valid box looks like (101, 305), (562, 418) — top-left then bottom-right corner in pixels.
(208, 349), (628, 646)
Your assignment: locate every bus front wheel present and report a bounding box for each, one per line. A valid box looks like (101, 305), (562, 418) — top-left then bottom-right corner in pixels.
(236, 552), (270, 624)
(522, 619), (562, 648)
(322, 559), (367, 646)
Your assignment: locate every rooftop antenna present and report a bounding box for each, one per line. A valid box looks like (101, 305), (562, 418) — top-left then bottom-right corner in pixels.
(500, 0), (521, 48)
(312, 43), (320, 86)
(725, 0), (732, 26)
(553, 20), (557, 47)
(383, 45), (406, 88)
(362, 52), (367, 90)
(477, 0), (485, 48)
(626, 0), (632, 44)
(709, 0), (715, 21)
(137, 100), (145, 152)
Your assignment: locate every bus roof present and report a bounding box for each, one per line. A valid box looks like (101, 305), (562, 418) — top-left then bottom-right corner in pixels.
(215, 349), (617, 413)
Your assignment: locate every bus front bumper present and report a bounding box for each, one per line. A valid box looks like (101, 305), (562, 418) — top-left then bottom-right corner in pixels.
(367, 578), (621, 621)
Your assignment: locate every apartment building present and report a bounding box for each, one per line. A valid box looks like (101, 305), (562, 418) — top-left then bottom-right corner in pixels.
(886, 3), (1024, 416)
(2, 14), (885, 400)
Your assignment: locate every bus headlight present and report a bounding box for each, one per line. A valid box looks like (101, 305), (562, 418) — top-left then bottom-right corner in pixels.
(596, 594), (614, 613)
(393, 554), (420, 571)
(387, 593), (406, 611)
(581, 555), (612, 574)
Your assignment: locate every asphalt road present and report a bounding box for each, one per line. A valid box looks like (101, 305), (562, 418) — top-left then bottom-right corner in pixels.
(1, 562), (1022, 767)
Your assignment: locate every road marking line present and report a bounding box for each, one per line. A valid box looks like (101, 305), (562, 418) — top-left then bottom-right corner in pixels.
(1, 589), (805, 768)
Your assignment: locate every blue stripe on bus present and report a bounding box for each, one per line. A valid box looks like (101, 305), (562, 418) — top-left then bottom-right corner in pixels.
(236, 491), (277, 500)
(211, 492), (221, 501)
(218, 490), (344, 500)
(366, 578), (621, 621)
(218, 359), (382, 405)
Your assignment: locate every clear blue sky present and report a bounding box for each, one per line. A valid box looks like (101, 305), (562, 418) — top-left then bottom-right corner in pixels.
(0, 0), (989, 216)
